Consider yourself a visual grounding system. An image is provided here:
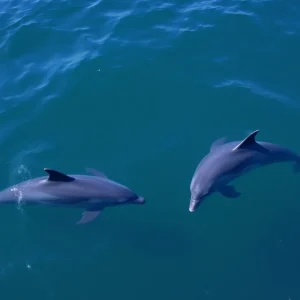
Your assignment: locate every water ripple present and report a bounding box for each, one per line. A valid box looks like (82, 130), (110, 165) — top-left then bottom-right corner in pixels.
(1, 0), (299, 133)
(0, 0), (300, 296)
(214, 79), (300, 109)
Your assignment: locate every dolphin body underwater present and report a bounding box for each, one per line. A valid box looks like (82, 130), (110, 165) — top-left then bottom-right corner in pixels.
(0, 168), (145, 224)
(189, 130), (300, 212)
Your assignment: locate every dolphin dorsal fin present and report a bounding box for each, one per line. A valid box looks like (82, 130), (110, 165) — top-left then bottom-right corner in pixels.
(44, 168), (75, 182)
(233, 130), (259, 150)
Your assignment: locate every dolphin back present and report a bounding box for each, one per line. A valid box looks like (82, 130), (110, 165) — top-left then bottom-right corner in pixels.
(0, 173), (138, 205)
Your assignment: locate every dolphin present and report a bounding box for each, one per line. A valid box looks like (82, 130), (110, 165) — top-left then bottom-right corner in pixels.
(189, 130), (300, 212)
(0, 168), (145, 224)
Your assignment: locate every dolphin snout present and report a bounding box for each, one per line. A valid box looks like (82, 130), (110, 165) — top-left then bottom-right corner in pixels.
(189, 198), (199, 212)
(132, 196), (145, 204)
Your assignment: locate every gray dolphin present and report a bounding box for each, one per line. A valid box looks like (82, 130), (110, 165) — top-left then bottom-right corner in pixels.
(189, 130), (300, 212)
(0, 168), (145, 224)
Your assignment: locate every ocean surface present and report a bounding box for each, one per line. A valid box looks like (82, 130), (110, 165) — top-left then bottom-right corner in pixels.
(1, 0), (300, 299)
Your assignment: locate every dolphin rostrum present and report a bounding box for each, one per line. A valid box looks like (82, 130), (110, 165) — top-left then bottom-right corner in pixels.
(0, 168), (145, 224)
(189, 130), (300, 212)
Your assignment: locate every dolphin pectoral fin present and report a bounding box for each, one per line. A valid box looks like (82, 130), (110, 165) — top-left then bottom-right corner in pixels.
(77, 209), (102, 225)
(218, 185), (241, 198)
(85, 168), (108, 179)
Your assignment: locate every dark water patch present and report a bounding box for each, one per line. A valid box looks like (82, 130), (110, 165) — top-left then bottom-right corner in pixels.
(254, 191), (300, 300)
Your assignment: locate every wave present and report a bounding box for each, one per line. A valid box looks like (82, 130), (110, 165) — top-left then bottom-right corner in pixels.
(214, 79), (300, 109)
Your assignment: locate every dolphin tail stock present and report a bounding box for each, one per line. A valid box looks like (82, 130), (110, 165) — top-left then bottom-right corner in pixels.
(77, 205), (103, 225)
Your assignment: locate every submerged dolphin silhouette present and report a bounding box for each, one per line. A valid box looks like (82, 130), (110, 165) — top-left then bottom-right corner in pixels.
(189, 130), (300, 212)
(0, 168), (145, 224)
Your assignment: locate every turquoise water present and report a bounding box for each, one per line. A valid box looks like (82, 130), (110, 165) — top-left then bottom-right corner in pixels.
(1, 0), (300, 299)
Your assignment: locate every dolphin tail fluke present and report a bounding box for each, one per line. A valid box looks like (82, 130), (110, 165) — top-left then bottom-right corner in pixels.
(77, 210), (102, 224)
(293, 162), (300, 173)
